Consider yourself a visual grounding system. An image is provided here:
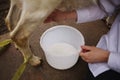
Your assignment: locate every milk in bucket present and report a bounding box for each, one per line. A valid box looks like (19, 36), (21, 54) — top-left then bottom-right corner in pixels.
(40, 25), (84, 70)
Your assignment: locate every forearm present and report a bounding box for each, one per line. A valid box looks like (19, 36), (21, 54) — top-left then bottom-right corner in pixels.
(76, 5), (107, 23)
(62, 10), (77, 22)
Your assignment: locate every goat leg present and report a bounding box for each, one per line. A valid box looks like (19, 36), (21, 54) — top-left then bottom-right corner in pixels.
(5, 0), (22, 31)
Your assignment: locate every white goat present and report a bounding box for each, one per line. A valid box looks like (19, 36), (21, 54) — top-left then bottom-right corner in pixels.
(5, 0), (62, 66)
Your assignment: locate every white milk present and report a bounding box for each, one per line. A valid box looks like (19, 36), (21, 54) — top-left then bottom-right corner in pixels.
(45, 43), (79, 70)
(47, 43), (78, 56)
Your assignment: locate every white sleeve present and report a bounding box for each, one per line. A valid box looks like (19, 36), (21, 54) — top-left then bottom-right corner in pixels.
(89, 10), (120, 76)
(106, 13), (120, 73)
(108, 52), (120, 73)
(76, 0), (118, 23)
(76, 5), (106, 23)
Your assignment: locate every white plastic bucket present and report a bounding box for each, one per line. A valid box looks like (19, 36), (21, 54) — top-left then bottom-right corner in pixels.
(40, 25), (84, 70)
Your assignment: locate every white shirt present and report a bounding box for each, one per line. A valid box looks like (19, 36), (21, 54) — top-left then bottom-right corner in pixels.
(76, 0), (120, 77)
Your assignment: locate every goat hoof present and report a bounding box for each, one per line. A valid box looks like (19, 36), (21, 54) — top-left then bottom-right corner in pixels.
(29, 55), (42, 66)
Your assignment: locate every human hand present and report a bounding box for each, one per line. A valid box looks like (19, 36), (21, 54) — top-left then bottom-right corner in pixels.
(45, 9), (77, 23)
(80, 45), (109, 63)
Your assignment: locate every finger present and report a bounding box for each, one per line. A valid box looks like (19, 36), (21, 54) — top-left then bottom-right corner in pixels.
(80, 53), (89, 62)
(81, 57), (86, 62)
(80, 52), (86, 57)
(81, 56), (91, 63)
(81, 46), (90, 53)
(80, 51), (90, 59)
(81, 45), (93, 51)
(82, 49), (90, 53)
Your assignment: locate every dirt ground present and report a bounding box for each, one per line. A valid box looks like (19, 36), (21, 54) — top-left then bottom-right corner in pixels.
(0, 0), (109, 80)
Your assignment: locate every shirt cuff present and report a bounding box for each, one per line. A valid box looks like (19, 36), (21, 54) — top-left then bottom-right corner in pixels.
(89, 63), (110, 77)
(108, 52), (120, 73)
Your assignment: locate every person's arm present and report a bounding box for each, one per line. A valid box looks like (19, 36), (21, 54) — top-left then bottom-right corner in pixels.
(45, 5), (107, 23)
(80, 45), (110, 63)
(45, 0), (119, 23)
(45, 9), (77, 23)
(76, 0), (119, 23)
(76, 5), (106, 23)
